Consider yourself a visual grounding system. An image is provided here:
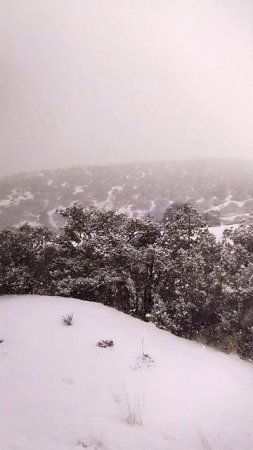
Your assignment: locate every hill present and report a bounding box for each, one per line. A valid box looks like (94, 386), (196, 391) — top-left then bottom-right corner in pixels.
(0, 295), (252, 450)
(1, 159), (253, 229)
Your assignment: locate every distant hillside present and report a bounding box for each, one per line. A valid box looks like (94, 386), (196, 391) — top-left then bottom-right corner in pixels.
(1, 159), (253, 229)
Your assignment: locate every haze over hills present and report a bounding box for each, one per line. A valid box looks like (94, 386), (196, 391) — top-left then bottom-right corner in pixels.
(1, 295), (253, 450)
(1, 159), (253, 230)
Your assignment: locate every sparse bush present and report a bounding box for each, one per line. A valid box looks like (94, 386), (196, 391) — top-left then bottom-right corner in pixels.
(96, 339), (114, 348)
(133, 339), (154, 369)
(121, 391), (143, 426)
(141, 338), (153, 361)
(62, 314), (73, 326)
(134, 353), (154, 369)
(77, 435), (106, 449)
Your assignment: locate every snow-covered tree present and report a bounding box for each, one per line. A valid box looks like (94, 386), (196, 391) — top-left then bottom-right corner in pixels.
(152, 204), (220, 338)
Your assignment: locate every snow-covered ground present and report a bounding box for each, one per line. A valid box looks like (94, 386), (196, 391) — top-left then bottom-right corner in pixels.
(209, 224), (238, 241)
(0, 296), (253, 450)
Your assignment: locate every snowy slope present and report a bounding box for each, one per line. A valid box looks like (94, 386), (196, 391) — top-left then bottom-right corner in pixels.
(0, 295), (253, 450)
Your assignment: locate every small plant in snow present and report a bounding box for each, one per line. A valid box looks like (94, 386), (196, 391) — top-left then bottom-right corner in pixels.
(132, 339), (154, 369)
(96, 339), (114, 348)
(62, 314), (73, 326)
(76, 434), (107, 449)
(121, 391), (143, 426)
(141, 338), (151, 359)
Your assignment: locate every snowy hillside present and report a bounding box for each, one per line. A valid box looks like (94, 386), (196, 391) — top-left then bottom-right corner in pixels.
(1, 295), (253, 450)
(1, 159), (253, 229)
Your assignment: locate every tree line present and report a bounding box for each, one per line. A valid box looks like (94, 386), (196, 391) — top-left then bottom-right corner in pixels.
(0, 203), (252, 359)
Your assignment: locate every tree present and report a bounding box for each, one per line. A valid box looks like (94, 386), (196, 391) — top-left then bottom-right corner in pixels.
(0, 225), (56, 295)
(217, 222), (253, 358)
(152, 204), (220, 338)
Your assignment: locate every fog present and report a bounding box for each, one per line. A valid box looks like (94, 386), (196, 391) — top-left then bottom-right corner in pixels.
(1, 0), (253, 175)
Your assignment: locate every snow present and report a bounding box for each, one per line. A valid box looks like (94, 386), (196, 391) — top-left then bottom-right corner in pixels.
(209, 224), (239, 242)
(107, 185), (123, 197)
(221, 214), (247, 222)
(74, 186), (84, 195)
(47, 208), (58, 229)
(0, 295), (252, 450)
(0, 198), (12, 207)
(0, 191), (34, 208)
(15, 191), (34, 202)
(231, 200), (247, 207)
(208, 194), (233, 211)
(92, 199), (107, 209)
(118, 204), (134, 217)
(207, 194), (250, 212)
(93, 186), (123, 210)
(117, 201), (154, 218)
(149, 200), (155, 212)
(118, 203), (147, 218)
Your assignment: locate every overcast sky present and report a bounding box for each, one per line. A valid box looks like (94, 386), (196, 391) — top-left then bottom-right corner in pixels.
(1, 0), (253, 175)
